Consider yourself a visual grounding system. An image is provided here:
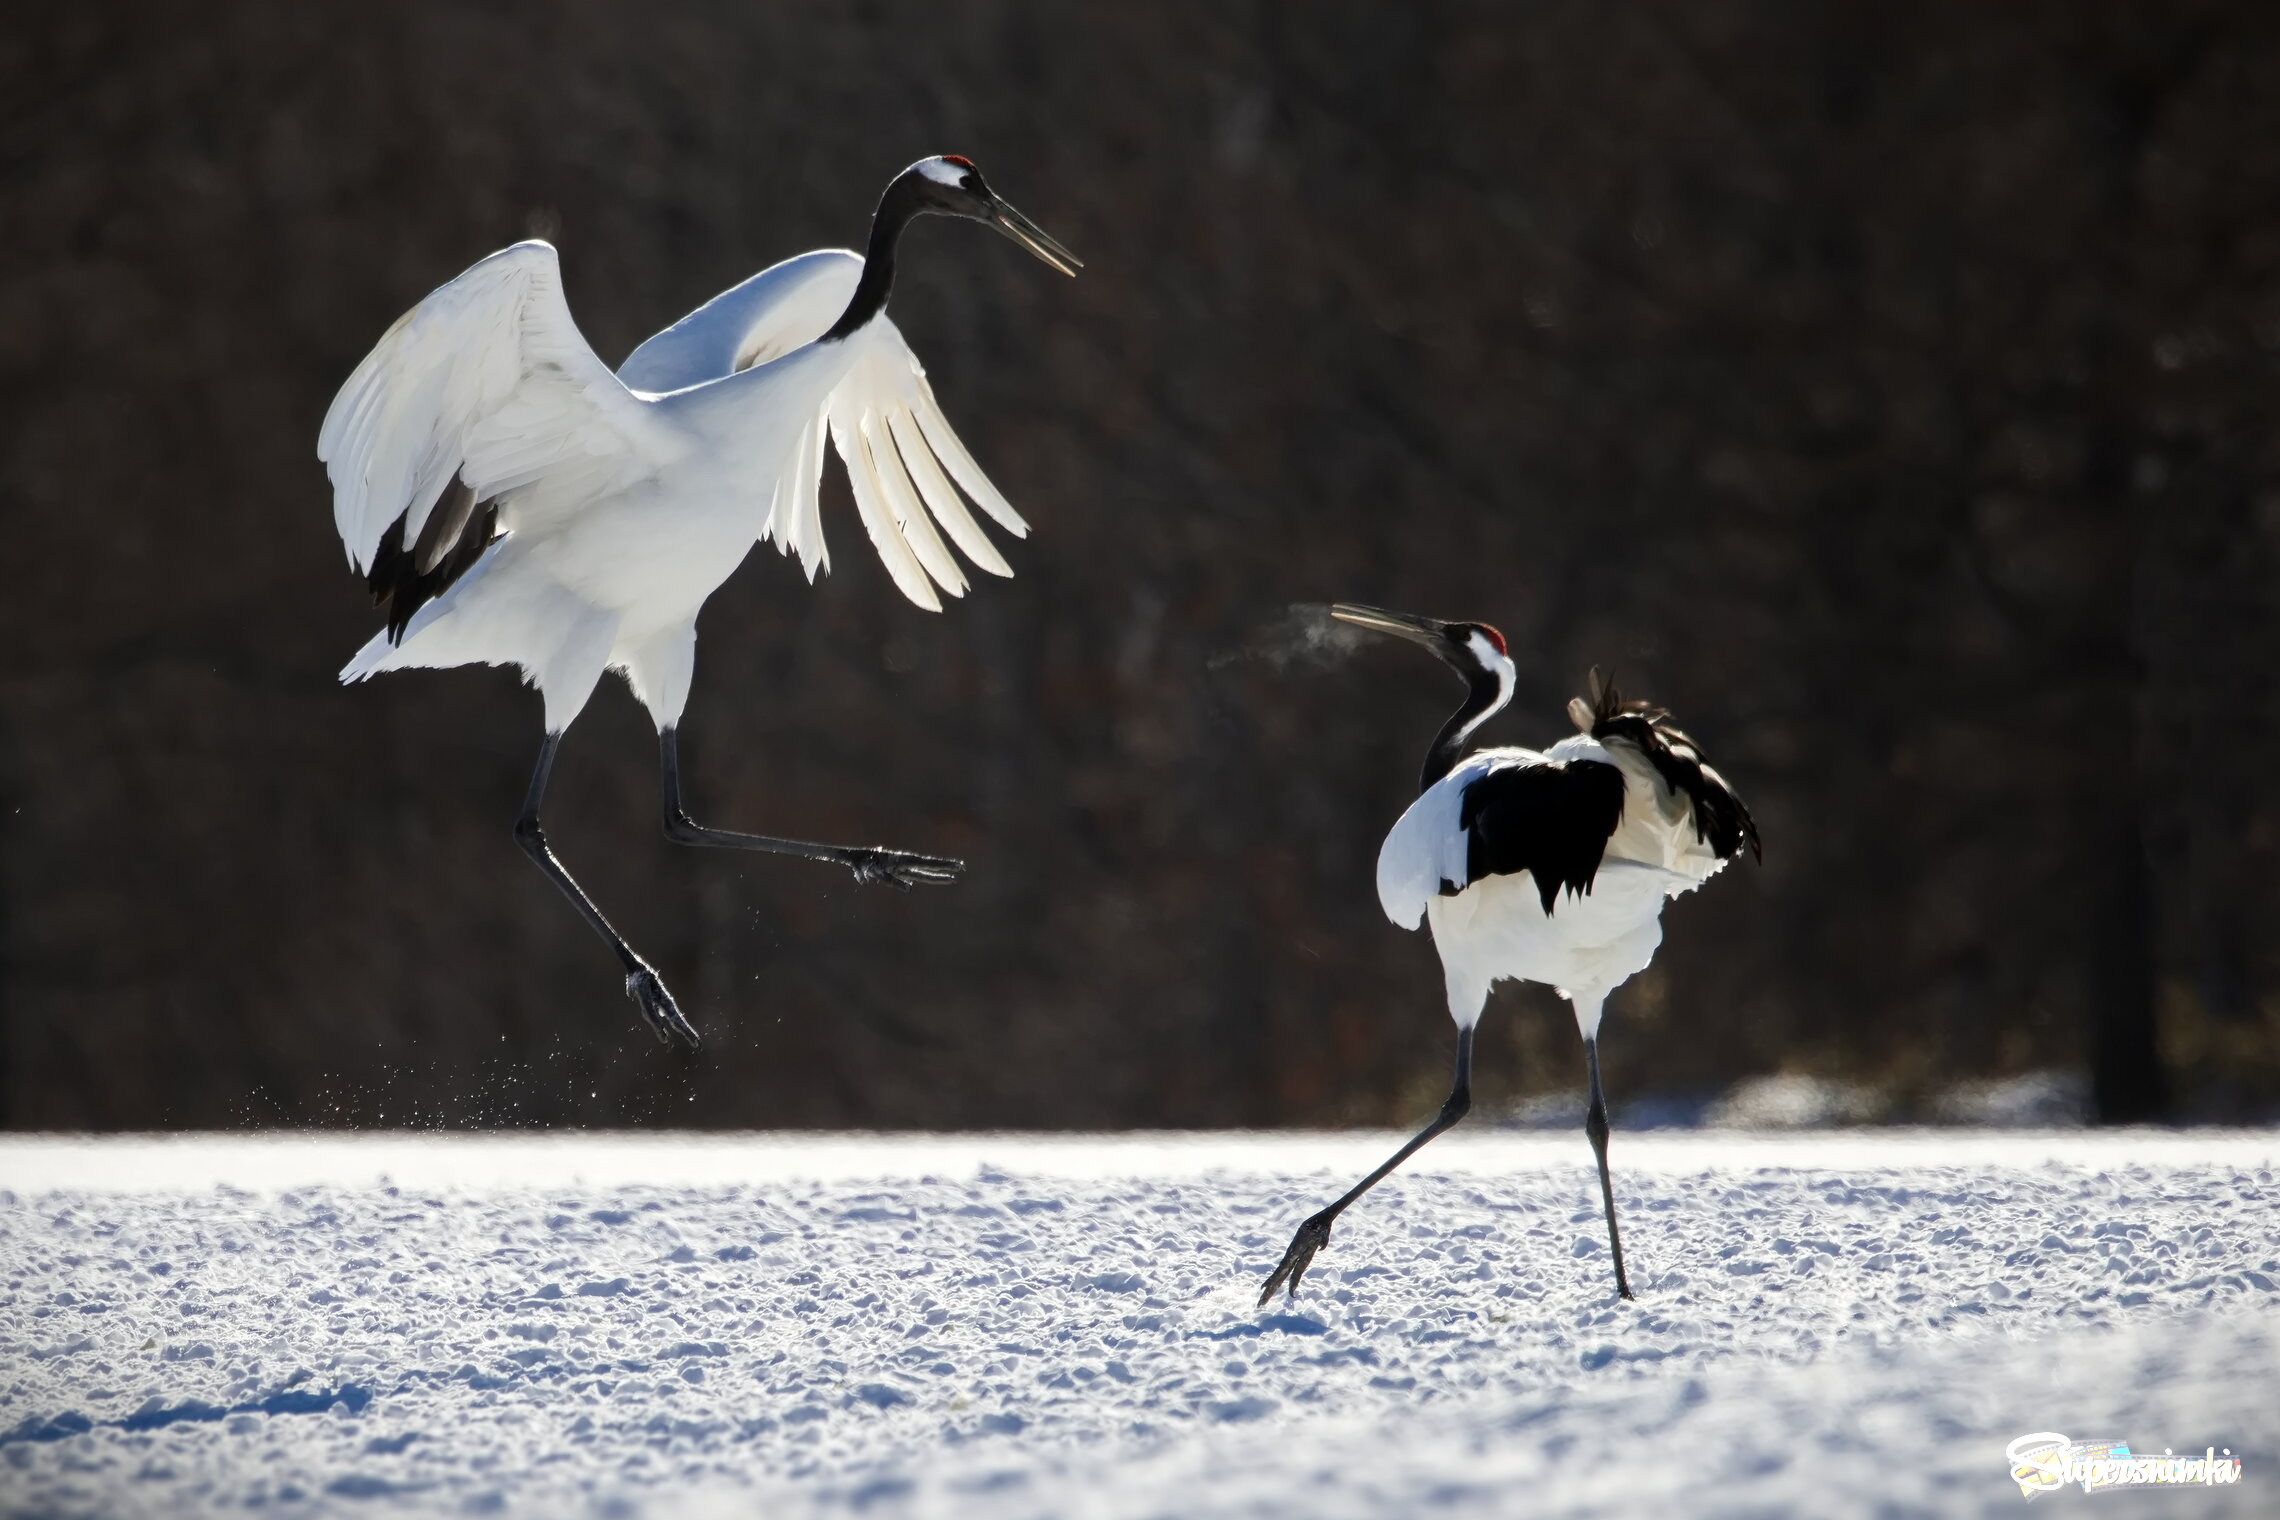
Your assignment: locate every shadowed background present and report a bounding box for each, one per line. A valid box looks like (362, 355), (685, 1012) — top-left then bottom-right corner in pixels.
(4, 1), (2278, 1129)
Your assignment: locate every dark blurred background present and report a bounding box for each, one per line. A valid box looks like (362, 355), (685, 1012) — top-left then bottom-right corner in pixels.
(4, 1), (2278, 1130)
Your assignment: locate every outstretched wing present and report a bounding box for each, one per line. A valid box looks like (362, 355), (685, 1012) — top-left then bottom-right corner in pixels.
(617, 249), (862, 395)
(618, 250), (1029, 613)
(1376, 749), (1627, 927)
(814, 314), (1028, 610)
(318, 241), (673, 637)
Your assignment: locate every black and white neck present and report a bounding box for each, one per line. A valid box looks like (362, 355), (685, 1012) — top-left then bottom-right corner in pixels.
(820, 160), (959, 342)
(820, 155), (1081, 344)
(1417, 626), (1516, 790)
(1325, 603), (1518, 791)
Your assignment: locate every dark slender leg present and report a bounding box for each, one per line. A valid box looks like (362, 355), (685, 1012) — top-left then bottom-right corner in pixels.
(514, 731), (700, 1049)
(1258, 1025), (1475, 1307)
(1583, 1037), (1634, 1300)
(657, 728), (962, 889)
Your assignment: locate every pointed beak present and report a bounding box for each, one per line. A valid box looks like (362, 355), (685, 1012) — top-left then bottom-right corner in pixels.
(1330, 602), (1451, 651)
(989, 196), (1083, 276)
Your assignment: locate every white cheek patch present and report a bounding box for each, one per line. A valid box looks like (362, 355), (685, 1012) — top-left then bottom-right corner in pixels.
(1454, 634), (1518, 739)
(916, 158), (966, 186)
(1464, 631), (1516, 700)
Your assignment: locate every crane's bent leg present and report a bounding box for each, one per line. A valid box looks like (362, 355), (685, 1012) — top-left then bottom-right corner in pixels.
(656, 728), (962, 890)
(1258, 1025), (1474, 1307)
(1583, 1037), (1634, 1299)
(515, 731), (700, 1050)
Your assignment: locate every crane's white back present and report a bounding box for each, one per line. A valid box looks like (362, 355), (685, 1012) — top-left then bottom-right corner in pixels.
(321, 240), (1032, 730)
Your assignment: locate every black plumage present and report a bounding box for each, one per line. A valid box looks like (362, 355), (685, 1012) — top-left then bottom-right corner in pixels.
(1260, 610), (1765, 1309)
(1453, 759), (1628, 913)
(1586, 677), (1761, 863)
(365, 474), (500, 642)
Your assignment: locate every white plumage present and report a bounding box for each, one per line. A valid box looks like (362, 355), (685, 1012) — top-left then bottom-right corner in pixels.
(314, 155), (1079, 1048)
(1381, 735), (1731, 1038)
(1260, 604), (1757, 1307)
(322, 241), (1022, 731)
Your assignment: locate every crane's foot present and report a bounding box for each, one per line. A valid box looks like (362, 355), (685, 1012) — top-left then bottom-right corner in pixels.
(844, 847), (964, 891)
(625, 963), (701, 1050)
(1257, 1210), (1337, 1308)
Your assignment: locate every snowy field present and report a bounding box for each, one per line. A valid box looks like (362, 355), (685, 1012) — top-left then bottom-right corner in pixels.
(1, 1130), (2274, 1518)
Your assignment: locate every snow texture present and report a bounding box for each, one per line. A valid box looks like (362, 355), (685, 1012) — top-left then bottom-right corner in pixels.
(0, 1132), (2274, 1518)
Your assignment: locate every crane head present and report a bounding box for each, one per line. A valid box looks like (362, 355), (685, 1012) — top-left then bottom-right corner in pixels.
(904, 156), (1083, 277)
(1329, 603), (1514, 687)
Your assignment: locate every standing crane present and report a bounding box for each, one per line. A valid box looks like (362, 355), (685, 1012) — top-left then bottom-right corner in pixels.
(318, 156), (1079, 1048)
(1260, 604), (1758, 1304)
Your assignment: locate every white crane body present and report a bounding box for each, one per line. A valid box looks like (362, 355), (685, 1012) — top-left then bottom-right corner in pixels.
(326, 246), (1017, 732)
(1260, 604), (1758, 1307)
(314, 156), (1080, 1047)
(1381, 736), (1731, 1037)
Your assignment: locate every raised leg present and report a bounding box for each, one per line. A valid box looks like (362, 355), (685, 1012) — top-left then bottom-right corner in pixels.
(1583, 1036), (1634, 1299)
(1258, 1025), (1475, 1307)
(657, 728), (962, 889)
(514, 731), (700, 1049)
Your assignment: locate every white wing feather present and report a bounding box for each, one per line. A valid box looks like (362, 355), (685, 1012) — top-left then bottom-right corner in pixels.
(618, 250), (1028, 611)
(1376, 749), (1550, 930)
(317, 241), (671, 573)
(617, 250), (860, 395)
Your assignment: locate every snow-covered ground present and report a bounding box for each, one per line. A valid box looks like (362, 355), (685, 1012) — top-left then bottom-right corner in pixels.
(1, 1131), (2273, 1518)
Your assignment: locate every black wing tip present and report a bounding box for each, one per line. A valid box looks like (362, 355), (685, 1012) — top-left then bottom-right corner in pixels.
(1735, 798), (1765, 864)
(365, 478), (499, 644)
(1579, 675), (1763, 865)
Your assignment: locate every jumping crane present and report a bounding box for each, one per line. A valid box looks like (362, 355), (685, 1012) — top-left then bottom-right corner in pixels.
(318, 156), (1079, 1047)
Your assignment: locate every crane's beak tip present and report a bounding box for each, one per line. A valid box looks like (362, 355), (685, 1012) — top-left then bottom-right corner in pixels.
(1328, 603), (1446, 644)
(993, 207), (1083, 277)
